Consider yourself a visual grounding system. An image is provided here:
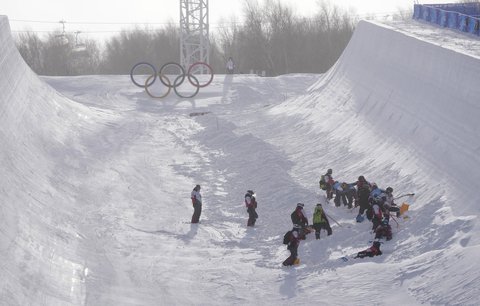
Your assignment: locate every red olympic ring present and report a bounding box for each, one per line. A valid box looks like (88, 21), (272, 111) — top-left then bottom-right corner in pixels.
(187, 62), (214, 88)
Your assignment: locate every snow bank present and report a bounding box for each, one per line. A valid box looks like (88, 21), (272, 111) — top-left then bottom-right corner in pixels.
(308, 20), (480, 213)
(0, 15), (95, 305)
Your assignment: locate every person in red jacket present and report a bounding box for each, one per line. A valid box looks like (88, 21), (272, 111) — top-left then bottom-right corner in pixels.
(191, 184), (202, 223)
(374, 219), (392, 241)
(245, 190), (258, 226)
(324, 169), (334, 200)
(291, 203), (309, 239)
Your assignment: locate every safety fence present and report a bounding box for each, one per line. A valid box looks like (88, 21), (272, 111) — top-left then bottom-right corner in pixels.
(413, 3), (480, 37)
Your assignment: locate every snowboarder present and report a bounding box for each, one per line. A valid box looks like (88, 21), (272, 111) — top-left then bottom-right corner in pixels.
(245, 190), (258, 226)
(283, 230), (300, 266)
(191, 184), (202, 223)
(291, 203), (309, 239)
(354, 241), (382, 258)
(312, 203), (332, 239)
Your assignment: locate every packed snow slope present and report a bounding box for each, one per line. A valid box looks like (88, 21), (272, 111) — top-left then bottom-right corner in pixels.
(1, 14), (480, 305)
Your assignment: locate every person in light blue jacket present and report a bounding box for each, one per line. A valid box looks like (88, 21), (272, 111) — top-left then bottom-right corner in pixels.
(334, 182), (356, 208)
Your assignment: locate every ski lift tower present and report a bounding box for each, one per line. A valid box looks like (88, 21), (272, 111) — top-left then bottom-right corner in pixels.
(180, 0), (210, 73)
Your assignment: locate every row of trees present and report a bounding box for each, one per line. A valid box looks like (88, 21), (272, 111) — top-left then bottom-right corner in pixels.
(13, 0), (404, 76)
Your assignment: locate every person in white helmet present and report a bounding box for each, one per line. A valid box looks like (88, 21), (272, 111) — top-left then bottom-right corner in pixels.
(291, 203), (309, 239)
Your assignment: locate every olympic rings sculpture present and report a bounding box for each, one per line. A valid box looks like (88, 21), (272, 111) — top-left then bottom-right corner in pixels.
(130, 61), (214, 99)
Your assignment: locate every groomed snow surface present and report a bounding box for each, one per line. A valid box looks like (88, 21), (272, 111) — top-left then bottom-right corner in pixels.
(1, 15), (480, 305)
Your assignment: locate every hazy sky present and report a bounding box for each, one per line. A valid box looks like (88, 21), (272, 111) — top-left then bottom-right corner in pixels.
(2, 0), (449, 40)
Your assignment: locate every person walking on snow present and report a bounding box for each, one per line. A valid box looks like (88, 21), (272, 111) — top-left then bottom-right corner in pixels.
(245, 190), (258, 226)
(312, 203), (332, 239)
(291, 203), (309, 239)
(191, 184), (202, 223)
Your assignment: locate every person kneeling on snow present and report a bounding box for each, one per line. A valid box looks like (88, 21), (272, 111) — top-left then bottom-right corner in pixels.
(283, 230), (300, 266)
(354, 241), (382, 259)
(374, 219), (392, 241)
(312, 203), (332, 239)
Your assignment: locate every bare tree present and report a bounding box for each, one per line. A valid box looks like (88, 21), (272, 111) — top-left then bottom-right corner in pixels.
(100, 24), (180, 74)
(15, 0), (356, 76)
(15, 32), (44, 73)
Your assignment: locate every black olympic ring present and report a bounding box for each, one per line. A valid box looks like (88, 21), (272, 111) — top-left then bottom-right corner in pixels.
(130, 61), (214, 98)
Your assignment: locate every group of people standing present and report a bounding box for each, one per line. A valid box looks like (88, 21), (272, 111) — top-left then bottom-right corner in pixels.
(190, 168), (402, 266)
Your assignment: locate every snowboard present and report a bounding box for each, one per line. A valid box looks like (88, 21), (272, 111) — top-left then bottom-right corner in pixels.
(282, 257), (300, 266)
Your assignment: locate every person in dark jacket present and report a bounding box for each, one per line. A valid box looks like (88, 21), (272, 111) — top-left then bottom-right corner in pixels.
(354, 241), (382, 259)
(245, 190), (258, 226)
(283, 230), (300, 266)
(291, 203), (309, 239)
(355, 176), (371, 222)
(191, 184), (202, 223)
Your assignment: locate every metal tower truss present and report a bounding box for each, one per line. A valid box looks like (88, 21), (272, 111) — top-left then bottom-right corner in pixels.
(180, 0), (210, 74)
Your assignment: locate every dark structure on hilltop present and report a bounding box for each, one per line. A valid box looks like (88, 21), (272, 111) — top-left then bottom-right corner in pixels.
(413, 2), (480, 37)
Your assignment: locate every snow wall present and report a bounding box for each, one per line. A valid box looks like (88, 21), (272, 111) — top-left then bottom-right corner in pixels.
(308, 20), (480, 214)
(0, 15), (91, 305)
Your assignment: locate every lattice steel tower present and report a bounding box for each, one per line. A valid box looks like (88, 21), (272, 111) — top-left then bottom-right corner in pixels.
(180, 0), (210, 73)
